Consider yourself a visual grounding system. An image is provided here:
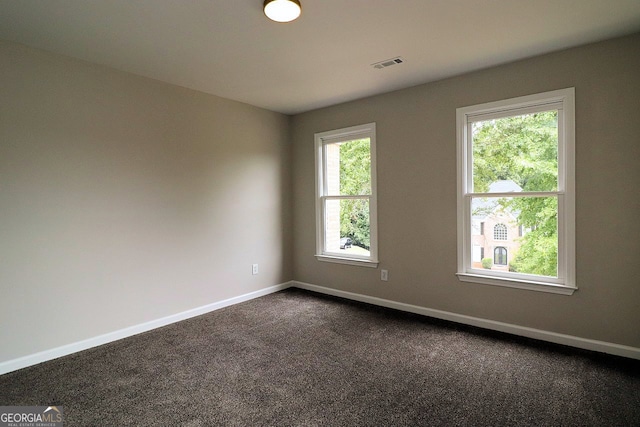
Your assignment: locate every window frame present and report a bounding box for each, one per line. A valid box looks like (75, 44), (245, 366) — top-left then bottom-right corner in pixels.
(456, 88), (576, 295)
(494, 247), (508, 266)
(314, 123), (378, 268)
(493, 223), (508, 241)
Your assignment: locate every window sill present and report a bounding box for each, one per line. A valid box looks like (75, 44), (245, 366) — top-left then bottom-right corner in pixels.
(316, 254), (379, 268)
(456, 273), (577, 295)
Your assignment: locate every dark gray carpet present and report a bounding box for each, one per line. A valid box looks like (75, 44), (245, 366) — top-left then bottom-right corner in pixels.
(1, 288), (639, 426)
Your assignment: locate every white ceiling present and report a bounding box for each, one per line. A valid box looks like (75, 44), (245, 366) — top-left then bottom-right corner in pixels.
(1, 0), (640, 114)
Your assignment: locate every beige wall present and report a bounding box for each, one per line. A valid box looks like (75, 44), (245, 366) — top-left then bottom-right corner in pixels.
(0, 41), (292, 362)
(1, 33), (639, 366)
(291, 33), (640, 348)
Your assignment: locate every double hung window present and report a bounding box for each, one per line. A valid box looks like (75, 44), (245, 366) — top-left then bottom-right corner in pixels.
(314, 123), (378, 267)
(456, 89), (576, 294)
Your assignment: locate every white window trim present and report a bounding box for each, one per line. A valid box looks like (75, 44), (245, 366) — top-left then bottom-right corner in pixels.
(493, 223), (508, 240)
(456, 88), (576, 295)
(314, 123), (379, 268)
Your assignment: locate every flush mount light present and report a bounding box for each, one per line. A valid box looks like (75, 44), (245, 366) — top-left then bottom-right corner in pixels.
(264, 0), (301, 23)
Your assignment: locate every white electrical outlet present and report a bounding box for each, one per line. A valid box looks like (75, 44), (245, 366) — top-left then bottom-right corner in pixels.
(381, 269), (388, 281)
(252, 264), (259, 275)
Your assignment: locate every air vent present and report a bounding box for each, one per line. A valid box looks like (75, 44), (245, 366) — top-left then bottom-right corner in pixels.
(372, 57), (404, 70)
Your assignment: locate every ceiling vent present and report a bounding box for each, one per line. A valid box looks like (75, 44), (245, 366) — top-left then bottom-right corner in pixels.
(372, 57), (404, 70)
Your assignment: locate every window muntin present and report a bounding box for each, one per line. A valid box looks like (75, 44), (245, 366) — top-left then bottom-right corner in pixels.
(456, 89), (575, 294)
(493, 223), (507, 240)
(494, 247), (508, 265)
(315, 123), (378, 267)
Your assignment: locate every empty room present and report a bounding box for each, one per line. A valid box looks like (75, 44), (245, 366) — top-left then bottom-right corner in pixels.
(1, 1), (639, 425)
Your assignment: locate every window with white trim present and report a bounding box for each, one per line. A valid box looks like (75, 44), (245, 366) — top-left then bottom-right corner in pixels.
(315, 123), (378, 268)
(493, 223), (508, 240)
(456, 88), (576, 294)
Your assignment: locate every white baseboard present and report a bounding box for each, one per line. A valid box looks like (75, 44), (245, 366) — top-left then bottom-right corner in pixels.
(0, 282), (292, 375)
(291, 281), (640, 360)
(3, 279), (637, 376)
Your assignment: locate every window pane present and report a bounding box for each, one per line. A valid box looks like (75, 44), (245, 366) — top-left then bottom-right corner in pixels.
(494, 247), (508, 265)
(325, 198), (370, 256)
(493, 223), (507, 240)
(325, 138), (371, 196)
(472, 111), (558, 193)
(471, 196), (558, 277)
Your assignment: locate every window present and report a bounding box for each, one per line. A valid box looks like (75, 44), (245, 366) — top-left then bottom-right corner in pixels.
(315, 123), (378, 267)
(493, 223), (507, 240)
(494, 247), (508, 265)
(456, 88), (576, 294)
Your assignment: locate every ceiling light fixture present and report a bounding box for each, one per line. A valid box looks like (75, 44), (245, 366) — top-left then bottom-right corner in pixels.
(263, 0), (301, 23)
